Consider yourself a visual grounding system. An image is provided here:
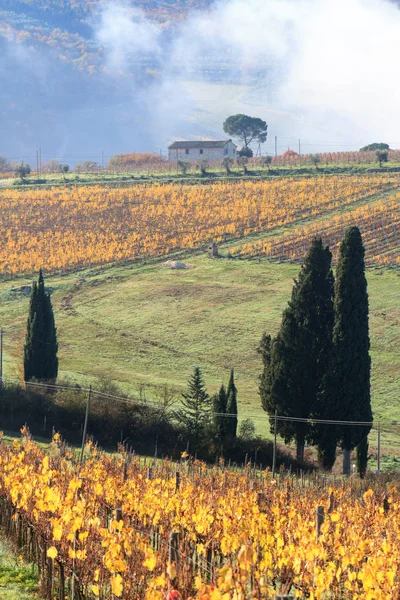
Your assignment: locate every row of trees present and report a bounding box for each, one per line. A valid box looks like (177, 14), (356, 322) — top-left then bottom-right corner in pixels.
(259, 227), (371, 475)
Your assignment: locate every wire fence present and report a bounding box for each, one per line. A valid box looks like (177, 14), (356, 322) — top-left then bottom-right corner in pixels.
(0, 375), (396, 475)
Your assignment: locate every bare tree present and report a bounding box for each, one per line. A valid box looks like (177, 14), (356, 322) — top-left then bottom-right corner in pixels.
(309, 154), (321, 170)
(222, 157), (233, 174)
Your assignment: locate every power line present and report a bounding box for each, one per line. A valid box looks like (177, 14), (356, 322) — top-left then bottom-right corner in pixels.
(0, 376), (383, 428)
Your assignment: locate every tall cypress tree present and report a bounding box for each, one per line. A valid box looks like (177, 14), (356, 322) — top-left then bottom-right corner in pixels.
(327, 227), (372, 475)
(176, 367), (211, 443)
(356, 435), (369, 479)
(213, 384), (228, 441)
(24, 270), (58, 381)
(226, 369), (238, 438)
(259, 238), (334, 461)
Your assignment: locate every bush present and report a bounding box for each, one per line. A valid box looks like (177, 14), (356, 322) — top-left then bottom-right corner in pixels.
(237, 146), (253, 158)
(0, 381), (314, 471)
(238, 418), (256, 440)
(15, 163), (31, 180)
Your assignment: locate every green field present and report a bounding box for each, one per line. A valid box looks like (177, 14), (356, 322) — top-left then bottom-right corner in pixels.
(0, 253), (399, 453)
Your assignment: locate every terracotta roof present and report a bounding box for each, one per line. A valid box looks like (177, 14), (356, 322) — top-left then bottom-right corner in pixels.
(168, 140), (236, 149)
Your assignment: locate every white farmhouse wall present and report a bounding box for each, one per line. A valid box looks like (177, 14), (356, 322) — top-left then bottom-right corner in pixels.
(168, 141), (237, 163)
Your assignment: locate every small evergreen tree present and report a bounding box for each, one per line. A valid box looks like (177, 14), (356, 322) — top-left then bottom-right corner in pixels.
(226, 369), (238, 438)
(24, 270), (58, 381)
(213, 384), (228, 440)
(259, 238), (334, 461)
(326, 227), (372, 475)
(176, 367), (211, 443)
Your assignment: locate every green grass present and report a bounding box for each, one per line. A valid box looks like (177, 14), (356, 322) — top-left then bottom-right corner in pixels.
(0, 538), (40, 600)
(0, 254), (398, 450)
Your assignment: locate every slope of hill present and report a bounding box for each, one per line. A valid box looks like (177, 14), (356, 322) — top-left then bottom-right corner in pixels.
(0, 175), (398, 457)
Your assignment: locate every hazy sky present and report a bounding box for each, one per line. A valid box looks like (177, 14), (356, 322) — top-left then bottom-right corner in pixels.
(2, 0), (400, 162)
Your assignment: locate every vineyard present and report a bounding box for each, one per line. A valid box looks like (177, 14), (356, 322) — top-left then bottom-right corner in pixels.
(232, 192), (400, 266)
(0, 174), (399, 276)
(1, 431), (400, 600)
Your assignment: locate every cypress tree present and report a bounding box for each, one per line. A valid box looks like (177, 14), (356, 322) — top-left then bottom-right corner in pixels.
(176, 367), (211, 443)
(259, 238), (334, 461)
(356, 435), (369, 479)
(328, 227), (372, 475)
(213, 384), (228, 441)
(24, 270), (58, 381)
(226, 369), (238, 438)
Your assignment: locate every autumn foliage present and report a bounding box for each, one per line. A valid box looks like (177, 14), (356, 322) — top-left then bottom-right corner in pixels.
(233, 192), (400, 266)
(1, 431), (400, 599)
(108, 152), (164, 170)
(0, 174), (398, 276)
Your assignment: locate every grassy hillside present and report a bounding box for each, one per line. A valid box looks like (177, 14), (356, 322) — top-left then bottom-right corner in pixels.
(0, 256), (398, 440)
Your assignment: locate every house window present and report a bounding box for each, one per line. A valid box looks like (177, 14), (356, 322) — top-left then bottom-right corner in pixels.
(185, 149), (189, 154)
(233, 149), (236, 155)
(200, 149), (203, 155)
(224, 148), (228, 155)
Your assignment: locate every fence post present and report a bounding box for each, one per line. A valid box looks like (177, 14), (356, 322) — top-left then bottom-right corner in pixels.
(70, 530), (79, 600)
(169, 531), (179, 584)
(175, 471), (181, 492)
(316, 506), (324, 541)
(272, 409), (278, 476)
(383, 495), (390, 516)
(79, 386), (92, 463)
(114, 508), (123, 523)
(59, 562), (65, 600)
(377, 423), (381, 473)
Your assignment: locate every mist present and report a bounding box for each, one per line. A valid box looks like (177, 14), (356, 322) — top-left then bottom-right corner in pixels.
(95, 0), (400, 154)
(2, 0), (400, 161)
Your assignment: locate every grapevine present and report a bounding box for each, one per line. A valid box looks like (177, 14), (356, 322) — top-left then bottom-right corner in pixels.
(1, 430), (400, 599)
(0, 175), (397, 275)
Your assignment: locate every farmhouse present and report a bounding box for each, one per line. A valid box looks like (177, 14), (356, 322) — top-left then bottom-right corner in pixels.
(168, 140), (237, 162)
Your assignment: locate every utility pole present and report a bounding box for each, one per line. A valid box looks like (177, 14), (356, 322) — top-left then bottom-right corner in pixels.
(377, 423), (381, 473)
(80, 386), (92, 463)
(36, 150), (39, 176)
(272, 409), (277, 476)
(101, 151), (104, 171)
(274, 136), (278, 157)
(0, 328), (3, 387)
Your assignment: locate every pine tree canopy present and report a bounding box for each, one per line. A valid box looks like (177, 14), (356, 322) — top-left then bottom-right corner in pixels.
(24, 269), (58, 381)
(176, 367), (211, 442)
